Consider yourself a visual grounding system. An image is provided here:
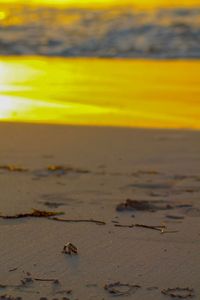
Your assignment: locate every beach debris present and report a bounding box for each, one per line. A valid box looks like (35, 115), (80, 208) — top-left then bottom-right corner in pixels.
(34, 278), (59, 284)
(131, 170), (160, 177)
(0, 284), (6, 289)
(0, 210), (105, 225)
(47, 165), (90, 175)
(0, 296), (22, 300)
(176, 204), (193, 208)
(48, 165), (68, 171)
(114, 223), (178, 234)
(147, 286), (159, 291)
(62, 243), (78, 255)
(149, 192), (161, 197)
(104, 282), (141, 296)
(116, 199), (154, 212)
(115, 223), (166, 232)
(33, 165), (90, 178)
(47, 165), (69, 176)
(9, 267), (18, 272)
(185, 189), (196, 193)
(160, 230), (179, 234)
(86, 284), (98, 288)
(42, 201), (64, 208)
(39, 193), (69, 208)
(55, 289), (72, 295)
(136, 224), (167, 233)
(161, 287), (195, 298)
(20, 277), (33, 286)
(111, 220), (119, 224)
(116, 199), (173, 212)
(165, 215), (184, 220)
(0, 165), (28, 172)
(181, 207), (200, 217)
(127, 182), (172, 190)
(50, 217), (106, 226)
(0, 209), (64, 219)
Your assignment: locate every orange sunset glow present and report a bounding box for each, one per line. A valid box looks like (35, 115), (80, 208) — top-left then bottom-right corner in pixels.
(1, 0), (200, 7)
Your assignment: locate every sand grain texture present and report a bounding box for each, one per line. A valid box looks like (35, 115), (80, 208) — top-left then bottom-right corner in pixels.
(0, 123), (200, 299)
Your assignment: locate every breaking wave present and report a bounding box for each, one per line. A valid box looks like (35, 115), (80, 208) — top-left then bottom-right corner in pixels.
(0, 4), (200, 58)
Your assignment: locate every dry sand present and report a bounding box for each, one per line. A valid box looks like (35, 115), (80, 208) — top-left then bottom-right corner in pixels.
(0, 122), (200, 300)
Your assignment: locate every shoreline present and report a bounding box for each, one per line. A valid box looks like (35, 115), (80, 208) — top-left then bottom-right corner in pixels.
(1, 120), (200, 132)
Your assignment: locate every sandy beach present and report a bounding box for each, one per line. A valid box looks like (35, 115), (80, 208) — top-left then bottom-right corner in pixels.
(0, 122), (200, 300)
(1, 1), (200, 299)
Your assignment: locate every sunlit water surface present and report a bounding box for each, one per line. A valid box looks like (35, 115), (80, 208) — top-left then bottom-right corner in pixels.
(0, 57), (200, 129)
(2, 0), (200, 7)
(1, 2), (200, 58)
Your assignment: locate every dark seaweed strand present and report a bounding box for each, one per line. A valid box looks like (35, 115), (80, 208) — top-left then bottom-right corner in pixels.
(161, 287), (195, 299)
(49, 217), (106, 225)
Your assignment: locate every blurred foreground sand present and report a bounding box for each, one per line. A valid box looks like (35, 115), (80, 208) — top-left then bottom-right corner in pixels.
(0, 123), (200, 299)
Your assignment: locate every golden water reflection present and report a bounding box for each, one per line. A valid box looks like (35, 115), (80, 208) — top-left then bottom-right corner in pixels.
(0, 57), (200, 129)
(2, 0), (200, 8)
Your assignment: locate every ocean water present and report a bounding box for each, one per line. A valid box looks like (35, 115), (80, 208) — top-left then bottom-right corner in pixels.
(1, 3), (200, 129)
(1, 57), (200, 128)
(0, 4), (200, 58)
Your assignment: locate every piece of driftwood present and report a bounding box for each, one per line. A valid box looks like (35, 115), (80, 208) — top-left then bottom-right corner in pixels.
(161, 287), (195, 298)
(0, 209), (64, 219)
(50, 217), (106, 225)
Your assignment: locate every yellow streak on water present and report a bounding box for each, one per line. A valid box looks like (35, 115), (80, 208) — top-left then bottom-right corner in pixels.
(1, 0), (200, 8)
(0, 57), (200, 129)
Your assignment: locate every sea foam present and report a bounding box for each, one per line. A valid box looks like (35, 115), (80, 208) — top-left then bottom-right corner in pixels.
(0, 4), (200, 58)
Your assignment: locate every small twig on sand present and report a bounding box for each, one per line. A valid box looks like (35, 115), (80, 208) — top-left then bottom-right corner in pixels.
(135, 224), (166, 232)
(114, 224), (175, 233)
(160, 230), (179, 234)
(9, 267), (18, 272)
(50, 217), (106, 226)
(34, 278), (59, 284)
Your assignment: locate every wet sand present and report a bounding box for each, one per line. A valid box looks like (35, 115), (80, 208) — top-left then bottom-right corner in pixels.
(0, 122), (200, 300)
(1, 57), (200, 129)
